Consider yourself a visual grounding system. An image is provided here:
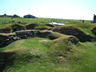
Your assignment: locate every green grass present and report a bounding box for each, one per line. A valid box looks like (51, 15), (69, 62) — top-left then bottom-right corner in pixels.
(0, 17), (96, 72)
(1, 38), (96, 72)
(0, 37), (90, 72)
(0, 17), (96, 36)
(68, 42), (96, 72)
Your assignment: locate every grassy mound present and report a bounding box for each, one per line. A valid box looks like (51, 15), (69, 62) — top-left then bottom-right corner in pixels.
(1, 37), (96, 72)
(0, 37), (83, 72)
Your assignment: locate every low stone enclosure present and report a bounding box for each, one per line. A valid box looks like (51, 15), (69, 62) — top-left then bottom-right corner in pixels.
(0, 30), (79, 48)
(0, 24), (96, 48)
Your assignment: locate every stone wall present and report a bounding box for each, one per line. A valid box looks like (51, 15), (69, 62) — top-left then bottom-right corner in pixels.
(11, 24), (25, 32)
(53, 26), (94, 42)
(0, 28), (11, 33)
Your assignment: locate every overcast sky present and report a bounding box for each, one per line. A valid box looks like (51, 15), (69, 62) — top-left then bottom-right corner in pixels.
(0, 0), (96, 20)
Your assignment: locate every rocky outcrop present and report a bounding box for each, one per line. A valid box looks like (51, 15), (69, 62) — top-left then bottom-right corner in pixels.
(0, 31), (35, 48)
(15, 30), (56, 40)
(0, 35), (16, 48)
(11, 24), (25, 32)
(53, 26), (93, 42)
(0, 35), (9, 47)
(16, 30), (34, 39)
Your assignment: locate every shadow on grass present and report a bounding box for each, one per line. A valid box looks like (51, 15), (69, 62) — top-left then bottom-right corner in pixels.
(0, 52), (15, 72)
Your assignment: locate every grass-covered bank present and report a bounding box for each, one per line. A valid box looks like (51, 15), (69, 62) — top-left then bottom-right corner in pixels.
(0, 17), (96, 72)
(0, 37), (96, 72)
(68, 42), (96, 72)
(0, 37), (79, 72)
